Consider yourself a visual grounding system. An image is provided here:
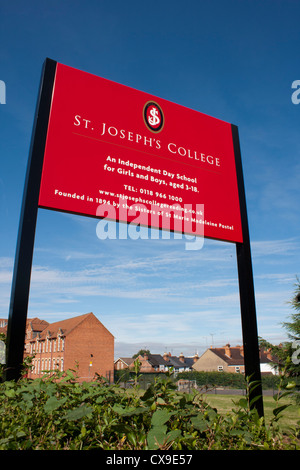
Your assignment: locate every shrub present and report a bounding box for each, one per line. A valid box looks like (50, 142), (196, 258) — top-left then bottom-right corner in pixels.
(177, 370), (283, 390)
(0, 368), (299, 450)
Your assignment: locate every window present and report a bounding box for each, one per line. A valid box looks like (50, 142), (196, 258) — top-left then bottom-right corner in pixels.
(218, 366), (224, 372)
(235, 366), (240, 373)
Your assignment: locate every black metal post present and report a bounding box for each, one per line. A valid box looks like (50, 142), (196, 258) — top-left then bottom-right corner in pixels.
(4, 58), (57, 381)
(231, 124), (264, 417)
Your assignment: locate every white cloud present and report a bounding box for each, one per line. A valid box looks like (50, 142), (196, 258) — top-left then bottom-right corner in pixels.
(251, 238), (299, 258)
(0, 233), (297, 352)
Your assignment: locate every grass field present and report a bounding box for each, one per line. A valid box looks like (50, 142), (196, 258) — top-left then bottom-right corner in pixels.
(204, 394), (300, 434)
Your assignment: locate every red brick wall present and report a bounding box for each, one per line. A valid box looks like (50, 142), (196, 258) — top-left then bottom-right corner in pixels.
(65, 315), (114, 382)
(26, 314), (114, 382)
(135, 355), (155, 373)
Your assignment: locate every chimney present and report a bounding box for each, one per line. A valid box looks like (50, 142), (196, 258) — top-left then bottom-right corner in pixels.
(179, 352), (185, 363)
(267, 348), (272, 360)
(163, 352), (169, 362)
(224, 343), (231, 358)
(239, 345), (244, 357)
(193, 353), (199, 363)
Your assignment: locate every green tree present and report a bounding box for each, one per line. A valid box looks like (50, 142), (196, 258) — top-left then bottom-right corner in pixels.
(259, 278), (300, 403)
(284, 276), (300, 342)
(132, 349), (150, 359)
(283, 277), (300, 379)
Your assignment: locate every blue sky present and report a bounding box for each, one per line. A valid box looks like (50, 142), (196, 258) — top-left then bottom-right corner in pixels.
(0, 1), (299, 358)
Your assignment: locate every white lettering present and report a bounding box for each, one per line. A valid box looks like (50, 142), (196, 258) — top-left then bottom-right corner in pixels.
(74, 115), (81, 126)
(291, 80), (300, 104)
(108, 126), (118, 136)
(292, 340), (300, 365)
(106, 455), (141, 467)
(74, 116), (220, 166)
(167, 143), (220, 167)
(168, 142), (177, 153)
(0, 80), (6, 104)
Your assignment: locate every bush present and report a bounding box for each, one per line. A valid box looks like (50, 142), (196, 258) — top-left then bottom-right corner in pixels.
(0, 368), (299, 450)
(177, 370), (283, 390)
(177, 371), (246, 389)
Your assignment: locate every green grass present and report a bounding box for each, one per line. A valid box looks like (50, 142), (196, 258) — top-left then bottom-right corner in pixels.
(204, 394), (300, 434)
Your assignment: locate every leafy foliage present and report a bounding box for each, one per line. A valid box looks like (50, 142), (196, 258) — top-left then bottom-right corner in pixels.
(132, 349), (150, 359)
(0, 367), (299, 450)
(259, 278), (300, 404)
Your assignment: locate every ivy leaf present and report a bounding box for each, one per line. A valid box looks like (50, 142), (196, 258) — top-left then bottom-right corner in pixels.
(166, 429), (181, 442)
(64, 404), (93, 421)
(151, 409), (173, 427)
(4, 389), (16, 398)
(112, 404), (148, 416)
(44, 396), (67, 413)
(191, 416), (207, 432)
(147, 425), (168, 449)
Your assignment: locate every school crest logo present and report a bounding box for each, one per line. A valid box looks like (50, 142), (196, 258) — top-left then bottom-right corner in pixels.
(143, 101), (164, 133)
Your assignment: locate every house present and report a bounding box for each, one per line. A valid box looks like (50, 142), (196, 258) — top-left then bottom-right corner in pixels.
(0, 319), (8, 329)
(1, 313), (114, 382)
(114, 353), (169, 373)
(136, 353), (170, 373)
(114, 357), (135, 370)
(162, 352), (199, 373)
(114, 352), (199, 374)
(192, 344), (277, 375)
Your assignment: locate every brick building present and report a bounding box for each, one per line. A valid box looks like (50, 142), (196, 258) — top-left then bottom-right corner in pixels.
(114, 357), (135, 370)
(192, 344), (277, 375)
(1, 313), (114, 382)
(114, 352), (199, 374)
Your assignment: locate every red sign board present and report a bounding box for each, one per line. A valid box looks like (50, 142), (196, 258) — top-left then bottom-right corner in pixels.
(38, 62), (243, 243)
